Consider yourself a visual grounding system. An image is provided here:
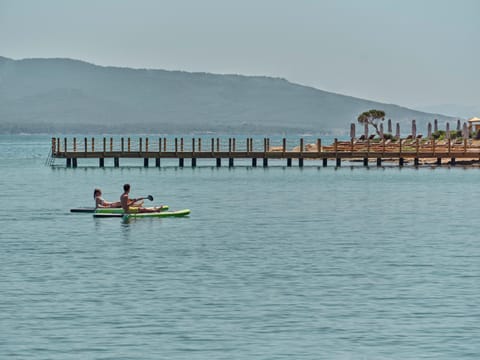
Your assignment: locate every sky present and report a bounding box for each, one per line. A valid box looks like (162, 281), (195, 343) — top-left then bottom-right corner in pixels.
(0, 0), (479, 114)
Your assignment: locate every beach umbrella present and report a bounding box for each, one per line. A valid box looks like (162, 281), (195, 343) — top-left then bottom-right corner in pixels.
(412, 119), (417, 138)
(463, 122), (468, 139)
(427, 123), (432, 138)
(446, 122), (450, 139)
(395, 123), (400, 139)
(457, 119), (461, 131)
(364, 122), (369, 138)
(380, 123), (384, 139)
(434, 119), (438, 132)
(387, 119), (392, 133)
(350, 123), (355, 139)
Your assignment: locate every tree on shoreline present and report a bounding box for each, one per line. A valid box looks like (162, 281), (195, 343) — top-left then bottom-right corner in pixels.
(357, 109), (386, 137)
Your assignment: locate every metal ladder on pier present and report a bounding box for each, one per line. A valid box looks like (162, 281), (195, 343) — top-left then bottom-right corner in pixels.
(44, 149), (55, 166)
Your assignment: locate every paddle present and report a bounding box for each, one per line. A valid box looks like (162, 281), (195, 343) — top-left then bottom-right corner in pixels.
(134, 195), (154, 202)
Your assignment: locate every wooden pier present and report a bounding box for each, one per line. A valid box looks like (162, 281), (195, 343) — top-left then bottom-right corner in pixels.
(49, 136), (480, 168)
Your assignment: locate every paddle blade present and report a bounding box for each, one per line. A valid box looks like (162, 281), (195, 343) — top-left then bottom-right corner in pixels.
(147, 195), (154, 201)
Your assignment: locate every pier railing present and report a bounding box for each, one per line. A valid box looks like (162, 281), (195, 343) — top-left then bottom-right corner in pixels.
(51, 137), (311, 153)
(50, 136), (480, 167)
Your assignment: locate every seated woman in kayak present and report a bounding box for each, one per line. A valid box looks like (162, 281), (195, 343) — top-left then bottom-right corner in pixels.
(120, 183), (164, 213)
(94, 188), (122, 208)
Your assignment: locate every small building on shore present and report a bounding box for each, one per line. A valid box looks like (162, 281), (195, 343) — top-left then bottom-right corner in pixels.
(468, 117), (480, 133)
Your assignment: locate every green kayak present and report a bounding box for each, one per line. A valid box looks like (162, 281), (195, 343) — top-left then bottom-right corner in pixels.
(93, 209), (190, 219)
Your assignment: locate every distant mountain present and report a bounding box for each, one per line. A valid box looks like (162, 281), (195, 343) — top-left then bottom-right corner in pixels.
(0, 56), (457, 135)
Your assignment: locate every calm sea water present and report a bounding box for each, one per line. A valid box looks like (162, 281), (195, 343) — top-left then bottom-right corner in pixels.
(1, 135), (479, 359)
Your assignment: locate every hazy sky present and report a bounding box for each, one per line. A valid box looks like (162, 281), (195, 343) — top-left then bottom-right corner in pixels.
(1, 0), (478, 110)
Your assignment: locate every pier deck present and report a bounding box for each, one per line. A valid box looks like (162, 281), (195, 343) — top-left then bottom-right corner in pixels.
(49, 137), (480, 167)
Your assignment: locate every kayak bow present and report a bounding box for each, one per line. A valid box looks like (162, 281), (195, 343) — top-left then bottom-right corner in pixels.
(123, 209), (190, 219)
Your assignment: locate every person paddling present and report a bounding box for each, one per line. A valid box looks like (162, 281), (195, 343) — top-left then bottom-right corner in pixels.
(94, 188), (122, 208)
(120, 184), (164, 213)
